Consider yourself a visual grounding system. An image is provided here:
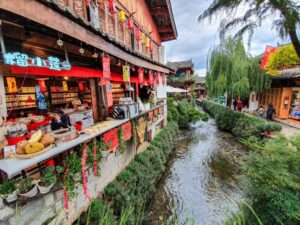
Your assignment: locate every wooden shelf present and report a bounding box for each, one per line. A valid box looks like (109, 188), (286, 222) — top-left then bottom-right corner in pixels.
(7, 106), (37, 110)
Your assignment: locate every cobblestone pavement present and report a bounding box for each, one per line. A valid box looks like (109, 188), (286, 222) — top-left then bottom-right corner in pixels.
(280, 124), (300, 137)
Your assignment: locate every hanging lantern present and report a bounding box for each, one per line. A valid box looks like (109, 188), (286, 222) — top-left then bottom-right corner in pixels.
(78, 81), (84, 91)
(38, 80), (47, 92)
(119, 10), (126, 22)
(162, 73), (166, 86)
(148, 71), (153, 86)
(145, 36), (150, 48)
(141, 33), (146, 45)
(135, 27), (140, 43)
(128, 18), (133, 31)
(138, 68), (144, 85)
(150, 40), (154, 52)
(109, 0), (116, 14)
(155, 72), (160, 85)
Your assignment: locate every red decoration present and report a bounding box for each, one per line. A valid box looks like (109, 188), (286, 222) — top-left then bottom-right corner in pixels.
(122, 122), (132, 141)
(150, 40), (154, 52)
(128, 18), (133, 31)
(261, 45), (276, 69)
(93, 143), (97, 176)
(78, 81), (84, 91)
(81, 143), (90, 201)
(106, 83), (113, 107)
(63, 168), (70, 210)
(135, 27), (140, 43)
(109, 0), (116, 14)
(103, 128), (119, 151)
(148, 71), (153, 86)
(38, 80), (47, 92)
(154, 109), (159, 117)
(138, 68), (144, 85)
(155, 72), (160, 85)
(162, 73), (166, 86)
(148, 111), (153, 124)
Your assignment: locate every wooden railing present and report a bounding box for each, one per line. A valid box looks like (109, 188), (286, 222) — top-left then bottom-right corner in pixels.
(49, 0), (161, 63)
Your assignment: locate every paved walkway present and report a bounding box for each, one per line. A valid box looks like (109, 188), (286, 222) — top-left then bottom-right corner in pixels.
(280, 124), (300, 137)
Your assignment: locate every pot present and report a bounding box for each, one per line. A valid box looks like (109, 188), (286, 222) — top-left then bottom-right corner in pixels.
(1, 190), (18, 203)
(18, 184), (38, 198)
(37, 182), (54, 195)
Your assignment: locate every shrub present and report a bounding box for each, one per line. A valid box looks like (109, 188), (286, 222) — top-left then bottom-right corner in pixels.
(88, 199), (117, 225)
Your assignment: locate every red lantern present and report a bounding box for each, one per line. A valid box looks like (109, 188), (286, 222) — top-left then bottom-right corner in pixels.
(128, 18), (133, 31)
(138, 68), (144, 84)
(150, 40), (154, 52)
(135, 27), (140, 43)
(162, 73), (166, 86)
(38, 80), (47, 92)
(109, 0), (116, 14)
(78, 81), (84, 91)
(155, 72), (160, 85)
(148, 71), (153, 86)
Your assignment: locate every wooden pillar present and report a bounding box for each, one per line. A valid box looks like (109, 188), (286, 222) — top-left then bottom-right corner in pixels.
(95, 79), (108, 120)
(278, 87), (292, 119)
(89, 79), (100, 122)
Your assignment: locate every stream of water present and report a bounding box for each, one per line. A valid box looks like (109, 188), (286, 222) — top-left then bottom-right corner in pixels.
(145, 118), (248, 225)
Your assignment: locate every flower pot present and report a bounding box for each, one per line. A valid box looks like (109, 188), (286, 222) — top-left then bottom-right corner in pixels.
(1, 190), (18, 203)
(18, 184), (38, 198)
(37, 182), (55, 195)
(101, 150), (109, 158)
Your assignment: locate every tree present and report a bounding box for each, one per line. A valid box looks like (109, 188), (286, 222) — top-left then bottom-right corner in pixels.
(206, 38), (270, 98)
(198, 0), (300, 58)
(266, 44), (300, 70)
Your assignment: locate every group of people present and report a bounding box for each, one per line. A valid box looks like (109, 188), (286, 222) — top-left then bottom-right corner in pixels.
(233, 99), (276, 121)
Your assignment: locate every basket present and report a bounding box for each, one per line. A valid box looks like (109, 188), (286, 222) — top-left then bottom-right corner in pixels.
(16, 145), (53, 159)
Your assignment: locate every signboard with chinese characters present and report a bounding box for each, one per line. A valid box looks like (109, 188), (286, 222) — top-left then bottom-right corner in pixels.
(122, 122), (132, 141)
(102, 56), (111, 80)
(103, 128), (119, 151)
(138, 68), (144, 84)
(122, 65), (130, 83)
(3, 52), (71, 71)
(6, 77), (18, 93)
(106, 83), (113, 107)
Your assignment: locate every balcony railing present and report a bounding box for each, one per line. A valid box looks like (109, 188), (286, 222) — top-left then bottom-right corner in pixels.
(47, 0), (162, 64)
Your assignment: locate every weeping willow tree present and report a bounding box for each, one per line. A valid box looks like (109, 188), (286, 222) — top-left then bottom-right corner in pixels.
(206, 38), (271, 99)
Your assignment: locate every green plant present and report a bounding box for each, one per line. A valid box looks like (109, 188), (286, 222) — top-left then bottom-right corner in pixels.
(99, 138), (110, 152)
(87, 199), (117, 225)
(18, 177), (34, 193)
(118, 128), (126, 154)
(0, 180), (17, 197)
(40, 166), (57, 187)
(64, 152), (82, 198)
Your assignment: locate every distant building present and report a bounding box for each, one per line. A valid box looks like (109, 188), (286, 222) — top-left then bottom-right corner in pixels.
(166, 59), (194, 76)
(194, 77), (206, 98)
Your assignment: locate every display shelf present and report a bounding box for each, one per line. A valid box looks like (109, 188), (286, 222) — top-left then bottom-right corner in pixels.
(6, 92), (36, 95)
(7, 106), (37, 110)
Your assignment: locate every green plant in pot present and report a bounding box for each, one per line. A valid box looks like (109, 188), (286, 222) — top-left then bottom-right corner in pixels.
(38, 166), (62, 194)
(18, 177), (38, 198)
(99, 138), (110, 158)
(0, 180), (18, 203)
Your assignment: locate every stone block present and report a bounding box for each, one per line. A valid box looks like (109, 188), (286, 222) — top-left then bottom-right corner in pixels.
(44, 193), (55, 207)
(54, 190), (64, 201)
(0, 221), (9, 225)
(0, 197), (4, 210)
(28, 208), (55, 225)
(54, 200), (64, 213)
(0, 207), (14, 221)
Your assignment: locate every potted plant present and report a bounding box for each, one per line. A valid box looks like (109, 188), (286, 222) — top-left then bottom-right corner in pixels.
(18, 177), (38, 198)
(0, 180), (18, 203)
(99, 139), (110, 158)
(38, 166), (60, 194)
(65, 153), (82, 182)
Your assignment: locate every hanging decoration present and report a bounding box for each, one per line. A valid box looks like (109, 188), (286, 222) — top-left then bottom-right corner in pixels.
(93, 142), (98, 176)
(106, 83), (113, 107)
(78, 81), (84, 91)
(109, 0), (116, 14)
(138, 68), (144, 85)
(6, 77), (17, 93)
(128, 18), (133, 31)
(119, 10), (126, 22)
(137, 117), (147, 144)
(122, 65), (130, 83)
(102, 56), (111, 81)
(150, 40), (154, 52)
(145, 36), (150, 48)
(81, 143), (90, 201)
(162, 73), (166, 86)
(103, 128), (119, 151)
(141, 33), (146, 45)
(38, 80), (47, 92)
(63, 168), (70, 210)
(155, 72), (160, 85)
(62, 81), (68, 92)
(122, 122), (132, 141)
(135, 27), (140, 43)
(148, 70), (153, 86)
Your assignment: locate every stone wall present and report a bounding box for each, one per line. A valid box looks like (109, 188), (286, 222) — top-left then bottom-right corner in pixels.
(0, 146), (136, 225)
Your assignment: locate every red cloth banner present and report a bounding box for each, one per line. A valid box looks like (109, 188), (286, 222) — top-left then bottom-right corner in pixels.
(138, 68), (144, 84)
(106, 83), (113, 107)
(150, 40), (154, 52)
(103, 128), (119, 151)
(154, 109), (159, 117)
(148, 111), (153, 124)
(148, 71), (153, 85)
(109, 0), (116, 14)
(128, 18), (133, 31)
(135, 27), (140, 43)
(261, 46), (276, 69)
(38, 80), (47, 92)
(162, 73), (166, 86)
(78, 81), (84, 91)
(155, 72), (160, 85)
(102, 56), (111, 80)
(122, 122), (132, 141)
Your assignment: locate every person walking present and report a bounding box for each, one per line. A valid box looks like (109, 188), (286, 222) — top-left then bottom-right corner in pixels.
(266, 103), (276, 121)
(233, 99), (238, 111)
(257, 105), (265, 118)
(237, 101), (243, 112)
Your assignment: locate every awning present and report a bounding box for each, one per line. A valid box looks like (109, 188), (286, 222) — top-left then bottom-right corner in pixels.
(167, 85), (188, 93)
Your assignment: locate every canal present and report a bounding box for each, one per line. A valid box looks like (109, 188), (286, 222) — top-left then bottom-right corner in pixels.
(145, 118), (248, 225)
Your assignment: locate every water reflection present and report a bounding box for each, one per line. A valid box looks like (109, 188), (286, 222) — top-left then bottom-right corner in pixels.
(146, 119), (248, 225)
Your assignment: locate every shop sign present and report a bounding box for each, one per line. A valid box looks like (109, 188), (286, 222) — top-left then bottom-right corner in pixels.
(148, 71), (153, 85)
(103, 128), (119, 151)
(62, 81), (68, 92)
(148, 111), (153, 123)
(38, 80), (47, 92)
(106, 83), (113, 107)
(122, 65), (130, 83)
(102, 56), (111, 80)
(3, 52), (71, 71)
(6, 77), (17, 93)
(138, 68), (144, 84)
(122, 122), (132, 141)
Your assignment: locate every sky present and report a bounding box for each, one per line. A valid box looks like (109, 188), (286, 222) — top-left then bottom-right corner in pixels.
(164, 0), (291, 76)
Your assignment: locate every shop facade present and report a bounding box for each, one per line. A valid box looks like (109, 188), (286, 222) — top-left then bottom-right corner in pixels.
(0, 0), (177, 224)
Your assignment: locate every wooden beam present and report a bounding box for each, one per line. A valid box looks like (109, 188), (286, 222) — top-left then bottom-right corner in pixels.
(0, 0), (170, 73)
(157, 27), (174, 33)
(150, 7), (168, 15)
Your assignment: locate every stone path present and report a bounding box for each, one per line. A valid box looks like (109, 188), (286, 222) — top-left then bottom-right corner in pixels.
(280, 124), (300, 137)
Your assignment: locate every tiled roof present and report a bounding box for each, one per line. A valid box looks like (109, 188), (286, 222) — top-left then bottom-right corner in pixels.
(166, 60), (194, 71)
(271, 68), (300, 79)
